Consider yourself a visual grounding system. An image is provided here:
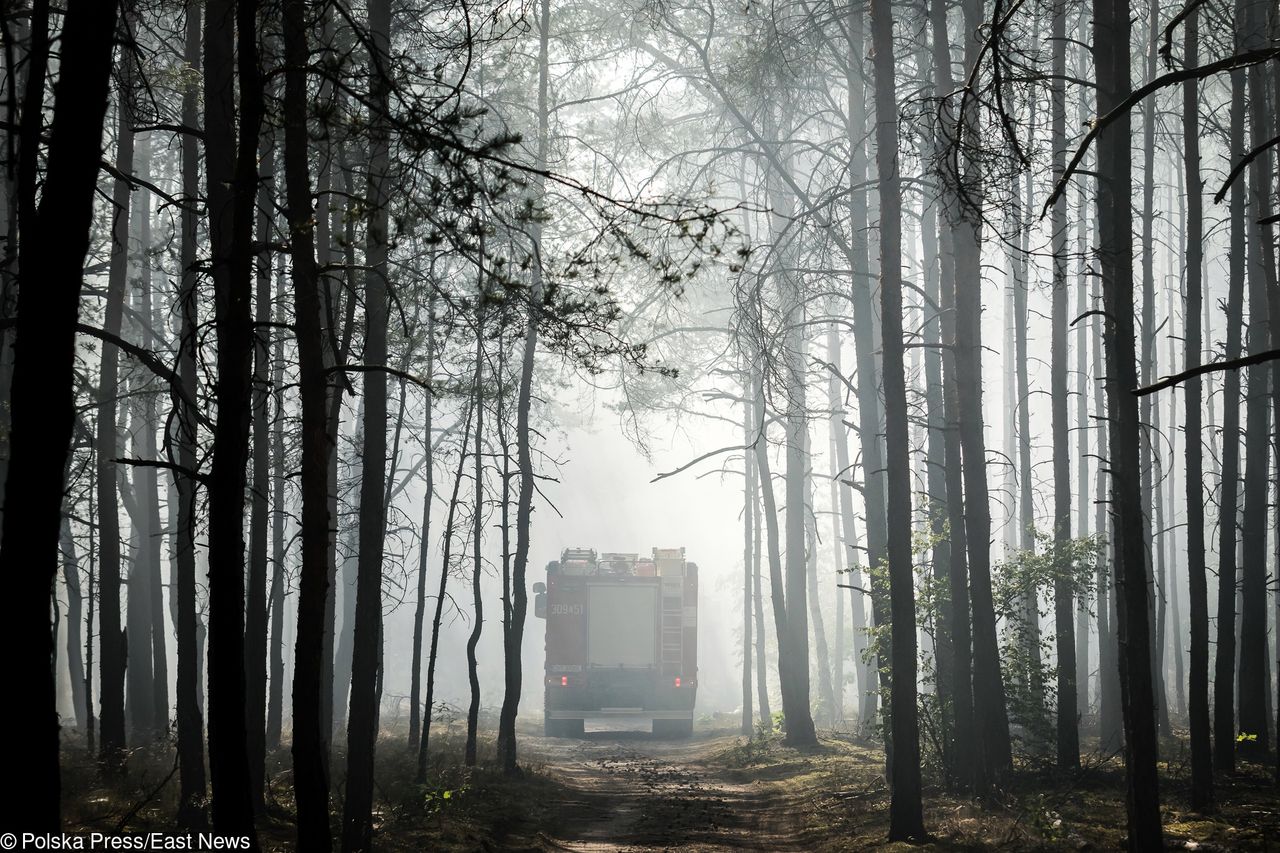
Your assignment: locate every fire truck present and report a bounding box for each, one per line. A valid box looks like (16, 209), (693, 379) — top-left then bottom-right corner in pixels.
(533, 547), (698, 737)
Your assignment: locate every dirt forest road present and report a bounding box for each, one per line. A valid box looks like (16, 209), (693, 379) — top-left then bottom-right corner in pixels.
(513, 722), (828, 852)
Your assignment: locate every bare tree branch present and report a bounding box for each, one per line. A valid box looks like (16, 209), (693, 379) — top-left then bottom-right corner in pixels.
(1042, 47), (1280, 216)
(1134, 348), (1280, 397)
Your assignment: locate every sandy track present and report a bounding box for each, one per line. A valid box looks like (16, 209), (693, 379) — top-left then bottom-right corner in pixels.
(519, 725), (810, 852)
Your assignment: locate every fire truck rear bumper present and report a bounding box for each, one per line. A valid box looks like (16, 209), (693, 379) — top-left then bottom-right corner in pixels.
(546, 708), (693, 720)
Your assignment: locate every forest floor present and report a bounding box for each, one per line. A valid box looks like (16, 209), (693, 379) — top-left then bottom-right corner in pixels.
(56, 714), (1280, 851)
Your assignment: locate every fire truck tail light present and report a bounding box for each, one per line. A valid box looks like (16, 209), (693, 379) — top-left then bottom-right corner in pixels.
(674, 677), (681, 688)
(561, 676), (568, 686)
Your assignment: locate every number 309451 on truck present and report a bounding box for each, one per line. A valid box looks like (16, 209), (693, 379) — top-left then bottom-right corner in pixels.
(532, 547), (697, 738)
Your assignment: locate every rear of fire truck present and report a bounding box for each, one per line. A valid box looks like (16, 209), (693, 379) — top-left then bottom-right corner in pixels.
(533, 547), (698, 737)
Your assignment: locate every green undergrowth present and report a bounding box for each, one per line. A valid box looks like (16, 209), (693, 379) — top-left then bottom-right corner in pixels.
(701, 727), (1280, 850)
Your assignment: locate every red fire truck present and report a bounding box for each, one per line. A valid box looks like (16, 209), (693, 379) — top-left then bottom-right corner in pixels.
(533, 547), (698, 737)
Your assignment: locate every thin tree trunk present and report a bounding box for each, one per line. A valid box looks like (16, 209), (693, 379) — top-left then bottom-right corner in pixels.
(1011, 162), (1043, 708)
(844, 4), (887, 734)
(97, 49), (136, 762)
(123, 427), (154, 742)
(268, 270), (287, 752)
(1095, 249), (1123, 751)
(824, 327), (850, 727)
(1050, 0), (1078, 768)
(87, 484), (98, 757)
(742, 371), (756, 736)
(496, 0), (548, 775)
(417, 397), (477, 780)
(1177, 16), (1208, 794)
(175, 0), (207, 825)
(464, 311), (485, 768)
(1213, 42), (1247, 777)
(751, 373), (772, 725)
(408, 300), (437, 754)
(1139, 0), (1171, 739)
(753, 376), (791, 729)
(134, 133), (167, 741)
(805, 428), (837, 728)
(245, 126), (273, 812)
(871, 0), (924, 834)
(1235, 0), (1273, 756)
(60, 517), (88, 732)
(341, 0), (391, 841)
(283, 0), (334, 844)
(494, 330), (513, 764)
(1074, 109), (1092, 724)
(826, 333), (870, 728)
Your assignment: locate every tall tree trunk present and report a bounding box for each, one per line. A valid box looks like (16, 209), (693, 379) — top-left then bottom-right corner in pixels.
(1050, 0), (1078, 768)
(914, 94), (953, 751)
(1095, 264), (1123, 751)
(824, 327), (850, 727)
(1138, 0), (1170, 740)
(246, 126), (274, 808)
(464, 312), (485, 768)
(1074, 115), (1092, 724)
(97, 49), (136, 762)
(751, 374), (773, 725)
(341, 0), (391, 842)
(1235, 0), (1273, 757)
(268, 271), (287, 752)
(954, 0), (1013, 786)
(0, 3), (32, 535)
(827, 332), (871, 728)
(133, 133), (168, 740)
(1165, 325), (1186, 722)
(770, 136), (818, 747)
(319, 128), (357, 750)
(871, 0), (924, 835)
(409, 301), (436, 754)
(331, 417), (360, 732)
(1270, 6), (1280, 788)
(1213, 41), (1247, 777)
(87, 489), (98, 757)
(283, 0), (334, 845)
(497, 0), (548, 775)
(417, 398), (476, 780)
(175, 0), (207, 825)
(805, 429), (837, 727)
(753, 375), (792, 728)
(1092, 0), (1163, 842)
(1011, 163), (1043, 708)
(2, 0), (45, 557)
(844, 4), (887, 733)
(780, 333), (816, 746)
(146, 311), (169, 734)
(203, 0), (263, 841)
(742, 372), (756, 736)
(1181, 14), (1212, 797)
(60, 516), (88, 731)
(0, 0), (120, 790)
(926, 0), (975, 786)
(123, 436), (154, 742)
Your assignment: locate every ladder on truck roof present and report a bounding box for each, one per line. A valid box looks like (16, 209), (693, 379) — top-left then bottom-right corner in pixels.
(661, 574), (683, 673)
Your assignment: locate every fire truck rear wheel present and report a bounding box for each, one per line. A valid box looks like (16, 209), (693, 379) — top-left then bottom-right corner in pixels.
(545, 717), (584, 738)
(652, 718), (693, 739)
